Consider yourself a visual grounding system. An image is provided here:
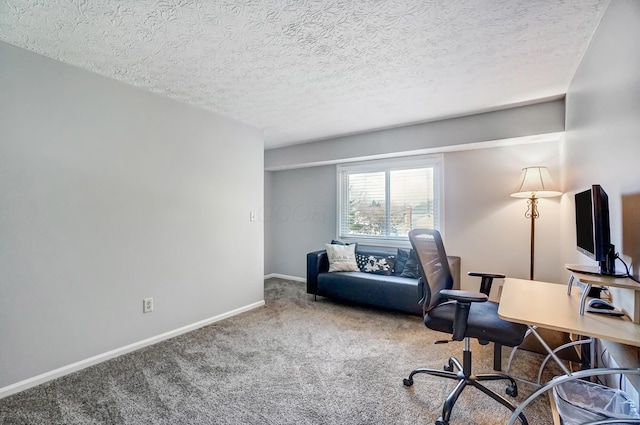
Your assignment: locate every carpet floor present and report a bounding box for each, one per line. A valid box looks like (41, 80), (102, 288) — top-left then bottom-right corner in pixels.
(0, 278), (562, 424)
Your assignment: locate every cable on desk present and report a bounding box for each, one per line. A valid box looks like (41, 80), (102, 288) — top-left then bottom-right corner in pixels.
(615, 254), (640, 284)
(594, 348), (610, 386)
(596, 346), (626, 389)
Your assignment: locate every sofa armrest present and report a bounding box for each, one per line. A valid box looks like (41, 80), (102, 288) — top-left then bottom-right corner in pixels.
(307, 250), (329, 295)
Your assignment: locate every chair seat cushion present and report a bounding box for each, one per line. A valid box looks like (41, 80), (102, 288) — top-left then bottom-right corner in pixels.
(424, 301), (528, 347)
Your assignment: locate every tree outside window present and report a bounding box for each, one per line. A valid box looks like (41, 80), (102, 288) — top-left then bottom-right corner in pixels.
(338, 156), (441, 243)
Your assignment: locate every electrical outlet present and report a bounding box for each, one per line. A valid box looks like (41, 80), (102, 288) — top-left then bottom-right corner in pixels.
(250, 211), (256, 222)
(143, 297), (153, 313)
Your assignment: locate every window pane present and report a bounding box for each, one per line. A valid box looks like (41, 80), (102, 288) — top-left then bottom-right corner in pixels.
(337, 155), (441, 243)
(390, 168), (434, 237)
(346, 172), (385, 236)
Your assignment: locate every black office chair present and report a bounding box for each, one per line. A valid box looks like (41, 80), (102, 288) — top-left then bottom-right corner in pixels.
(402, 229), (529, 425)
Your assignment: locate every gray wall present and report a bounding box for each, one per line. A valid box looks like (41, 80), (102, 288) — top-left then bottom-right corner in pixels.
(264, 171), (274, 275)
(0, 42), (264, 390)
(560, 0), (640, 386)
(562, 0), (640, 253)
(443, 142), (563, 287)
(265, 99), (565, 171)
(266, 165), (336, 278)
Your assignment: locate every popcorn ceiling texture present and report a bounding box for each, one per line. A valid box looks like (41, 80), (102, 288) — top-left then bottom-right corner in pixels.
(0, 0), (610, 147)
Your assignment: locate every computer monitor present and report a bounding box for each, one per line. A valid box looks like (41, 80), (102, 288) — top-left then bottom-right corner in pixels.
(574, 184), (619, 276)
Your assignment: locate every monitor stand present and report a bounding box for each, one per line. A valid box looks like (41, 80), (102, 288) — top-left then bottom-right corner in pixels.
(565, 264), (627, 278)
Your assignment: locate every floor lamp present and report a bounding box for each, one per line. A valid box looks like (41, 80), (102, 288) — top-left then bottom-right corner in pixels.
(511, 166), (562, 280)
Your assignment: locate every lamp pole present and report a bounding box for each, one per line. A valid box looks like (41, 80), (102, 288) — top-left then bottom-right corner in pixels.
(525, 195), (540, 280)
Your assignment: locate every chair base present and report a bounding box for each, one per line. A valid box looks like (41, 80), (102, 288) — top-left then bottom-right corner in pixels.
(403, 354), (528, 425)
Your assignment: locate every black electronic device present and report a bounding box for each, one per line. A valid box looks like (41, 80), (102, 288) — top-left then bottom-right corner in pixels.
(587, 286), (605, 298)
(574, 185), (623, 276)
(586, 298), (625, 317)
(588, 298), (615, 310)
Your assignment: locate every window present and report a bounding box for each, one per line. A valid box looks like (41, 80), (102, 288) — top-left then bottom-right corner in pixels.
(337, 155), (442, 244)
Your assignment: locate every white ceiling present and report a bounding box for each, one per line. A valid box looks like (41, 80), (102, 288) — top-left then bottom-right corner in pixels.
(0, 0), (610, 149)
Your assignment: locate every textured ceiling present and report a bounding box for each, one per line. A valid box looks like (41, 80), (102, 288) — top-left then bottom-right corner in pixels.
(0, 0), (610, 149)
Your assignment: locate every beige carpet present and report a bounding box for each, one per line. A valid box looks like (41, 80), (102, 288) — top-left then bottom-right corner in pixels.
(0, 278), (562, 424)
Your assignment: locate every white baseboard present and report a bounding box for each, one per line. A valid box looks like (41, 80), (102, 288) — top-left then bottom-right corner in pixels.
(264, 273), (306, 283)
(0, 300), (265, 399)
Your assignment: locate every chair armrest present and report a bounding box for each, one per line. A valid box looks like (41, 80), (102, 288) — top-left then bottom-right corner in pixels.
(467, 272), (506, 279)
(440, 289), (488, 341)
(467, 271), (506, 296)
(441, 289), (488, 304)
(306, 250), (329, 295)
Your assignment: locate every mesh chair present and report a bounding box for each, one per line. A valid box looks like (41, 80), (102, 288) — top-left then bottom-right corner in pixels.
(402, 229), (529, 425)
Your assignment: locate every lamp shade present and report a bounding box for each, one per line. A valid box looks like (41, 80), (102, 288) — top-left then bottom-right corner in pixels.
(511, 166), (562, 198)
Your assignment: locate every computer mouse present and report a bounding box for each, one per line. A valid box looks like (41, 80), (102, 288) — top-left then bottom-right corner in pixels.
(588, 298), (615, 310)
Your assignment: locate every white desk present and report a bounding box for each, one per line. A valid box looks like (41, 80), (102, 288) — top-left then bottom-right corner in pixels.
(500, 278), (640, 425)
(499, 278), (640, 348)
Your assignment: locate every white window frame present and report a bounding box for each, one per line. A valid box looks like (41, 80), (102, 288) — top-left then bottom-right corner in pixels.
(336, 154), (443, 247)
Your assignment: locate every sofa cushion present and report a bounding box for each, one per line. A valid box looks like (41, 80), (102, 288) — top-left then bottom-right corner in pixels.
(356, 253), (395, 275)
(317, 271), (422, 315)
(325, 243), (359, 272)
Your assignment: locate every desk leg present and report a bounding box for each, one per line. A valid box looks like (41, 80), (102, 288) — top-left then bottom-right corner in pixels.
(590, 338), (595, 369)
(529, 326), (573, 377)
(535, 337), (593, 384)
(494, 343), (502, 371)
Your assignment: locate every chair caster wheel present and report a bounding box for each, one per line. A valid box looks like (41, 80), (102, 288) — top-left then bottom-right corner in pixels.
(435, 417), (448, 425)
(403, 378), (413, 387)
(506, 385), (518, 397)
(443, 363), (454, 372)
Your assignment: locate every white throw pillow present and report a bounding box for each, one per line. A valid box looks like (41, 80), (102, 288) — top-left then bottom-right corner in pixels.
(325, 243), (359, 272)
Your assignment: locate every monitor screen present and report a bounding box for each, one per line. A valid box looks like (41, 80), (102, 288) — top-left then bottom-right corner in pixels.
(574, 185), (617, 275)
(575, 188), (595, 259)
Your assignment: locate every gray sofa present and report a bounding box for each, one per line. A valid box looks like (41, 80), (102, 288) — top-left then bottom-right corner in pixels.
(307, 246), (460, 316)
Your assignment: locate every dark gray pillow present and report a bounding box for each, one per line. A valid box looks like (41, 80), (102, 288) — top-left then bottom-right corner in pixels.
(400, 249), (420, 279)
(394, 248), (411, 276)
(331, 239), (358, 252)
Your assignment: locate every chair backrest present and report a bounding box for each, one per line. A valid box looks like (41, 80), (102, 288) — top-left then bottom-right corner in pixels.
(408, 229), (454, 314)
